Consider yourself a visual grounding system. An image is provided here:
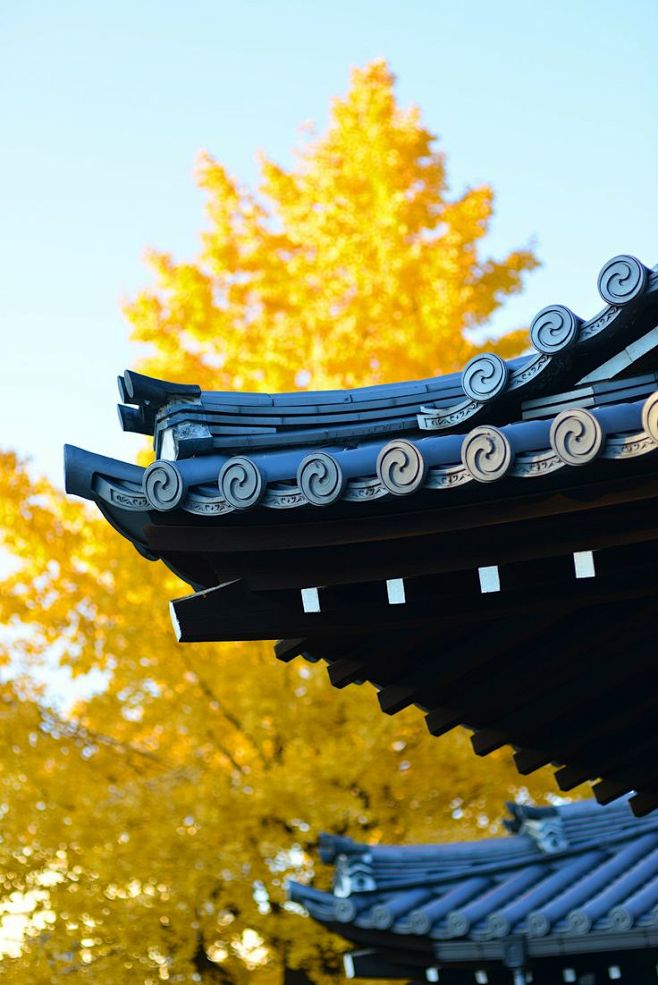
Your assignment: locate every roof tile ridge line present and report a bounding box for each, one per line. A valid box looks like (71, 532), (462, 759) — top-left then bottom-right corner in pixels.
(121, 369), (201, 406)
(323, 820), (658, 898)
(118, 372), (203, 437)
(120, 367), (463, 421)
(165, 391), (654, 512)
(85, 388), (656, 514)
(417, 254), (654, 434)
(116, 255), (654, 431)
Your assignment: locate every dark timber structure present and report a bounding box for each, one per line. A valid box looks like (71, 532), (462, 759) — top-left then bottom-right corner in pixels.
(289, 799), (658, 984)
(65, 254), (658, 813)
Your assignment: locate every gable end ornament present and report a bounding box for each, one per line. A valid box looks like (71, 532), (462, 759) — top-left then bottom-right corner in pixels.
(298, 452), (346, 506)
(462, 426), (513, 483)
(530, 305), (581, 355)
(641, 391), (658, 442)
(143, 460), (186, 511)
(462, 352), (509, 402)
(377, 440), (427, 495)
(219, 457), (264, 510)
(597, 254), (649, 306)
(550, 409), (603, 466)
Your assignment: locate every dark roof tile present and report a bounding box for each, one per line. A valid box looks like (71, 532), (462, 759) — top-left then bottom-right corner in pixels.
(290, 799), (658, 972)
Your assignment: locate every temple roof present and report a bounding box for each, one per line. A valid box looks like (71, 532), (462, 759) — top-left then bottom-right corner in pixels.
(64, 254), (658, 814)
(65, 255), (658, 528)
(289, 799), (658, 981)
(115, 255), (656, 459)
(67, 255), (658, 521)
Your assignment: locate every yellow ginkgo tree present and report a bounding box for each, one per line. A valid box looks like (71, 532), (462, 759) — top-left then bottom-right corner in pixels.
(0, 61), (560, 985)
(127, 59), (537, 393)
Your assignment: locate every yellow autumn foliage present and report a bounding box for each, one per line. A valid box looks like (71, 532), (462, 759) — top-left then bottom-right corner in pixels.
(0, 62), (567, 984)
(127, 60), (537, 393)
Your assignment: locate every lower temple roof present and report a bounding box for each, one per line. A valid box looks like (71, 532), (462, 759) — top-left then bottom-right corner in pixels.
(289, 799), (658, 982)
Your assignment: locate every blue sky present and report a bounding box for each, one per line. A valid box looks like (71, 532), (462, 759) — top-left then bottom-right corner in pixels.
(1, 0), (657, 484)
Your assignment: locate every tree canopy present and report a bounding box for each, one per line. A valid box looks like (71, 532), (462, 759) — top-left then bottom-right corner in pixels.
(0, 61), (565, 984)
(127, 59), (536, 392)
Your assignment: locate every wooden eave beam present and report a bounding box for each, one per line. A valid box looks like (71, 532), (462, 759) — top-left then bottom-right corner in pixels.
(171, 555), (658, 642)
(145, 472), (658, 555)
(154, 492), (658, 591)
